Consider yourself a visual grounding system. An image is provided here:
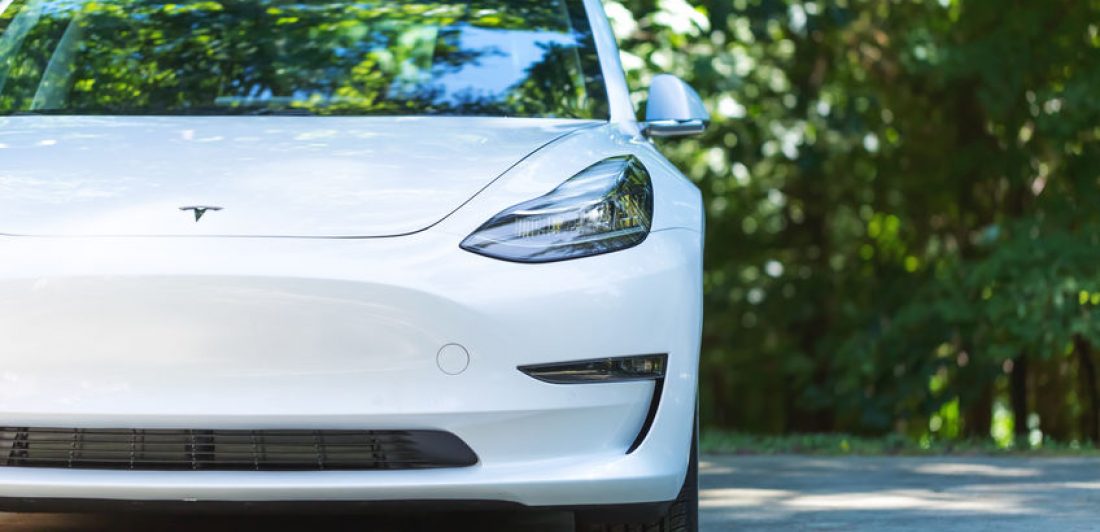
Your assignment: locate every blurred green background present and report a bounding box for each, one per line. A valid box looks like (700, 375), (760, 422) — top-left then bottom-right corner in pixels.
(613, 0), (1100, 449)
(3, 0), (1098, 451)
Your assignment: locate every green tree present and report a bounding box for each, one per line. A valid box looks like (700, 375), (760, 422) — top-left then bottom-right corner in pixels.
(611, 0), (1100, 443)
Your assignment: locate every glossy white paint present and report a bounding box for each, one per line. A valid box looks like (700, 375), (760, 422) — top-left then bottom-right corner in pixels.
(583, 0), (636, 126)
(0, 2), (705, 511)
(0, 229), (701, 505)
(645, 75), (710, 123)
(0, 116), (594, 237)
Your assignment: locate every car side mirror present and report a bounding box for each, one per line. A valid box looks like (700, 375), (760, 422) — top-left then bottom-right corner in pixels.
(643, 75), (709, 138)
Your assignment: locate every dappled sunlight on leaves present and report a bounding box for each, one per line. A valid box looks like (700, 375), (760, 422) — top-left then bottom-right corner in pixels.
(613, 0), (1100, 443)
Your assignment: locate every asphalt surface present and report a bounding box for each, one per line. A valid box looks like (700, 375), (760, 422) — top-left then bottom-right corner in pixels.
(699, 455), (1100, 531)
(2, 455), (1099, 530)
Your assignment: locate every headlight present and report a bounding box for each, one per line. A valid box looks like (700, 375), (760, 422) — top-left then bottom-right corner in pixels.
(460, 156), (653, 263)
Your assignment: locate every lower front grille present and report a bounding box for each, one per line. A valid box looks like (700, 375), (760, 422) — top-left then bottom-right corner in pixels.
(0, 428), (478, 471)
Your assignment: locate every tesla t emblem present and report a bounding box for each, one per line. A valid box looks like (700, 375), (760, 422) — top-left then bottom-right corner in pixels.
(179, 205), (223, 222)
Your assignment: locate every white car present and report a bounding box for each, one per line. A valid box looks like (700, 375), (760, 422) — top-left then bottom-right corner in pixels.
(0, 0), (707, 530)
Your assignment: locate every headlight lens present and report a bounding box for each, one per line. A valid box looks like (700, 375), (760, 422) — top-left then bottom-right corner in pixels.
(460, 156), (653, 263)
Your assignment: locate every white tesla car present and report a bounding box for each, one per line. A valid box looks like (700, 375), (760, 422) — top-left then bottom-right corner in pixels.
(0, 0), (707, 529)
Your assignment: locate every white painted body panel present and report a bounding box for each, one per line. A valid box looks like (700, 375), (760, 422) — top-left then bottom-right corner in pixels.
(0, 121), (704, 507)
(0, 116), (592, 237)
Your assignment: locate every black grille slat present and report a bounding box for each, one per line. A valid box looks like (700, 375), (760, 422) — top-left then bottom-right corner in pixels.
(2, 450), (432, 458)
(0, 428), (477, 471)
(6, 430), (426, 437)
(6, 455), (438, 463)
(10, 438), (413, 447)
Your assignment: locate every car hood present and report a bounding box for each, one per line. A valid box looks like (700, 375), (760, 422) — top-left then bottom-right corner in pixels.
(0, 116), (596, 237)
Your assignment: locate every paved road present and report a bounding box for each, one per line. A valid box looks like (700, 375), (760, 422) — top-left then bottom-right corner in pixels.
(3, 455), (1099, 530)
(700, 455), (1100, 531)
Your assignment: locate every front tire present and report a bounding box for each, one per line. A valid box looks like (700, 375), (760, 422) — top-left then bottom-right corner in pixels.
(576, 421), (699, 532)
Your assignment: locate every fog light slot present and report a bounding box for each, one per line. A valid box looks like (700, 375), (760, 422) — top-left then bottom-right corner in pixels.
(518, 354), (667, 384)
(519, 354), (668, 454)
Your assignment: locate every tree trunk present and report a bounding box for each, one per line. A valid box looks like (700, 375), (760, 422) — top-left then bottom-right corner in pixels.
(1010, 353), (1029, 442)
(962, 382), (993, 439)
(957, 341), (993, 439)
(780, 44), (835, 435)
(1033, 354), (1073, 442)
(1074, 336), (1100, 442)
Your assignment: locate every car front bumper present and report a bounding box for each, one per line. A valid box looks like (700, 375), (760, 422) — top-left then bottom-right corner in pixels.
(0, 228), (701, 508)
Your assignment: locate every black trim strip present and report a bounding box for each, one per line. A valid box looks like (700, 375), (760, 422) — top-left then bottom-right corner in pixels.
(626, 378), (664, 454)
(0, 498), (525, 515)
(0, 497), (676, 519)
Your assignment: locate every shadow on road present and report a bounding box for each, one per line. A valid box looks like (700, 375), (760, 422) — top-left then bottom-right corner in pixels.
(699, 455), (1100, 531)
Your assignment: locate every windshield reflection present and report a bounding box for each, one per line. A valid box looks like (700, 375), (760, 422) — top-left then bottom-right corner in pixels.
(0, 0), (608, 118)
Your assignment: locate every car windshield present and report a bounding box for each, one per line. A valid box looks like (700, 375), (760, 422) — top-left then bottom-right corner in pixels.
(0, 0), (607, 118)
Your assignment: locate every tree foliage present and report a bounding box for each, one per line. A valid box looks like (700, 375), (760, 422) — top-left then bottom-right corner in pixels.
(612, 0), (1100, 443)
